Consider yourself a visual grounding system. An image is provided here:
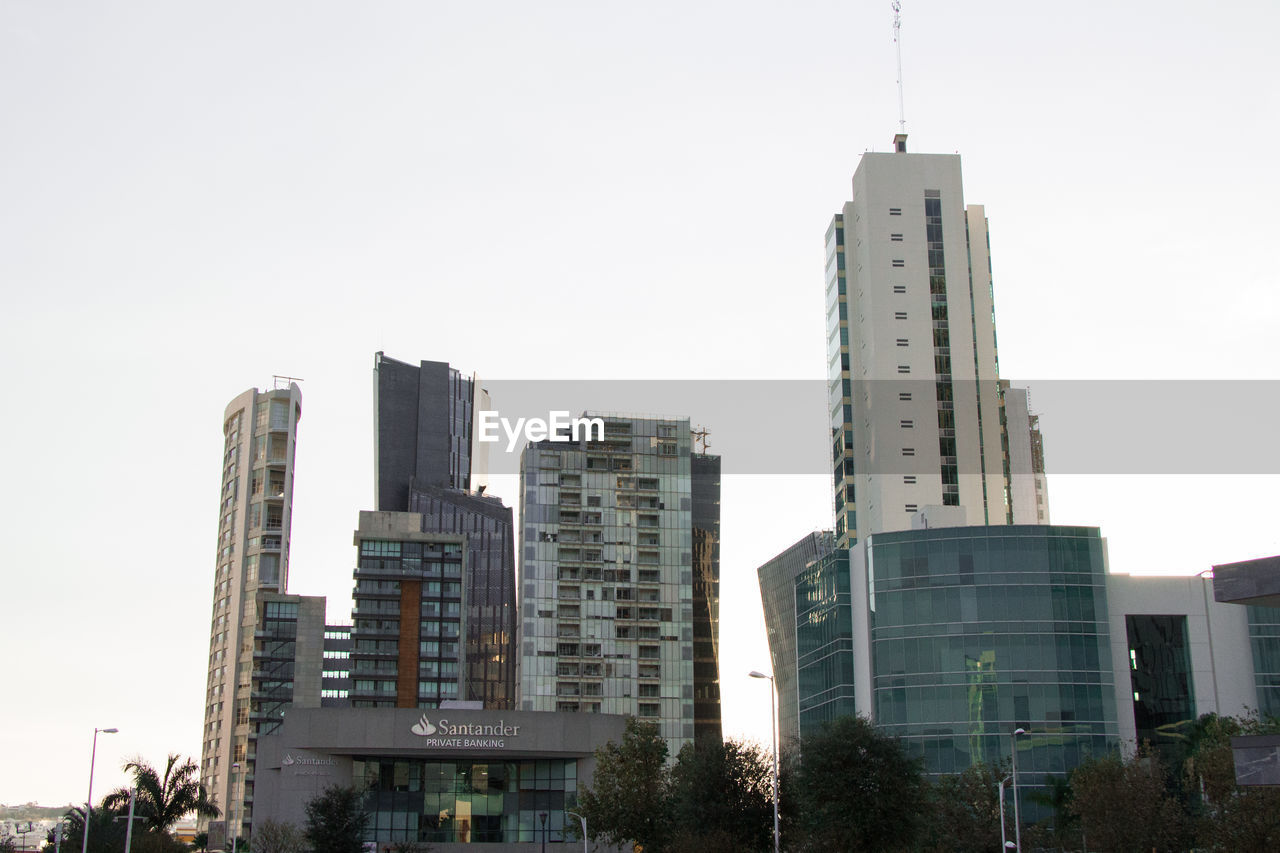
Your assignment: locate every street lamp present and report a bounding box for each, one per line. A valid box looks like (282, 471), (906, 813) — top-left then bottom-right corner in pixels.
(749, 670), (780, 853)
(998, 775), (1015, 851)
(564, 810), (588, 853)
(230, 763), (240, 853)
(82, 727), (119, 853)
(1010, 728), (1027, 853)
(538, 812), (547, 853)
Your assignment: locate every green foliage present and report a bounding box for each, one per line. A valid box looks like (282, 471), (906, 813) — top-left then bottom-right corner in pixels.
(45, 805), (127, 853)
(102, 754), (220, 835)
(249, 819), (304, 853)
(788, 715), (925, 852)
(668, 738), (774, 852)
(1, 836), (17, 853)
(303, 786), (369, 853)
(1069, 746), (1189, 852)
(1182, 712), (1280, 852)
(1026, 773), (1077, 851)
(919, 761), (1008, 853)
(192, 831), (209, 852)
(576, 718), (670, 852)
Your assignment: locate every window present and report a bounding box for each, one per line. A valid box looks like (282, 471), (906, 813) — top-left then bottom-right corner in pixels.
(889, 207), (902, 215)
(896, 338), (908, 347)
(893, 284), (907, 294)
(899, 392), (912, 401)
(905, 504), (918, 512)
(895, 311), (908, 320)
(638, 703), (660, 717)
(904, 475), (917, 484)
(897, 365), (911, 374)
(902, 448), (916, 456)
(891, 233), (903, 241)
(900, 420), (914, 428)
(892, 259), (905, 268)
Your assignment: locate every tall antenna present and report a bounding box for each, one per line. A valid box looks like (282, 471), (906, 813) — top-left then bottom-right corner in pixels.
(892, 1), (906, 134)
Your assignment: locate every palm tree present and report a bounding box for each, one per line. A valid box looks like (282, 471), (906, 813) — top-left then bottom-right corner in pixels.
(103, 754), (220, 835)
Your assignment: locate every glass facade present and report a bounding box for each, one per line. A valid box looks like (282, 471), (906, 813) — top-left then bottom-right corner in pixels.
(795, 550), (857, 736)
(350, 536), (465, 708)
(518, 416), (707, 756)
(867, 526), (1118, 781)
(407, 487), (518, 709)
(354, 758), (576, 845)
(758, 532), (836, 746)
(1247, 605), (1280, 718)
(1125, 614), (1194, 745)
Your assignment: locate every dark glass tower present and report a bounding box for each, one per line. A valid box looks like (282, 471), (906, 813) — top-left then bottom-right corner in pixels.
(408, 486), (517, 709)
(374, 352), (482, 512)
(691, 453), (722, 743)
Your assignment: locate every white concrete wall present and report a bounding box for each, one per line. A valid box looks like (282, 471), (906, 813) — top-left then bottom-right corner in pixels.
(1105, 572), (1258, 752)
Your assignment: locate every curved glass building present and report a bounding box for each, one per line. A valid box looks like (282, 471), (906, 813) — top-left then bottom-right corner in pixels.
(864, 525), (1119, 780)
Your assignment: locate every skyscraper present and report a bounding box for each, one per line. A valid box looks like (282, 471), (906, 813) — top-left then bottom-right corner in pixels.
(825, 136), (1046, 548)
(518, 415), (720, 755)
(373, 352), (489, 512)
(364, 353), (516, 709)
(200, 381), (302, 835)
(756, 532), (835, 747)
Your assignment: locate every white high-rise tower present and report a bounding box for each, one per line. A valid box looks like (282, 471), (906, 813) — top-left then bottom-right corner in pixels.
(200, 381), (302, 839)
(827, 136), (1046, 547)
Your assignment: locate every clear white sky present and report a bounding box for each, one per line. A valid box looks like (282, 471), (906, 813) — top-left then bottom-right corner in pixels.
(2, 0), (1277, 806)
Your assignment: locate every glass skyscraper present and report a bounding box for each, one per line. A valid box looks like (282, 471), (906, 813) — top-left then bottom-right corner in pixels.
(518, 415), (721, 755)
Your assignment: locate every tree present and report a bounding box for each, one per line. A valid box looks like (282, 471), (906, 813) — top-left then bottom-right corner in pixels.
(1069, 747), (1188, 852)
(102, 754), (220, 835)
(1183, 712), (1280, 852)
(1, 836), (17, 853)
(788, 715), (926, 852)
(920, 761), (1007, 853)
(575, 718), (671, 852)
(1022, 773), (1078, 853)
(249, 820), (305, 853)
(667, 738), (773, 852)
(44, 806), (126, 853)
(303, 786), (369, 853)
(192, 831), (209, 852)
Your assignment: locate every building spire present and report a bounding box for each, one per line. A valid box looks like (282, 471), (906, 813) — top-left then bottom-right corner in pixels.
(892, 1), (908, 152)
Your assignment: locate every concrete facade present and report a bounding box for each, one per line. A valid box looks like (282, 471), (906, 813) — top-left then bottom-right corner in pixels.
(824, 140), (1043, 548)
(201, 382), (302, 834)
(1106, 572), (1261, 751)
(252, 707), (626, 851)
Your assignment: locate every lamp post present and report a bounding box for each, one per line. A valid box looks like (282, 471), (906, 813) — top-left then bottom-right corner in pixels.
(82, 726), (119, 853)
(565, 810), (588, 853)
(749, 670), (780, 853)
(229, 762), (240, 853)
(998, 775), (1015, 851)
(538, 812), (547, 853)
(1010, 728), (1027, 853)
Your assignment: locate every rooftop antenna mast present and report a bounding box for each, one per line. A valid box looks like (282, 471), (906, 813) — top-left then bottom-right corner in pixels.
(892, 1), (907, 135)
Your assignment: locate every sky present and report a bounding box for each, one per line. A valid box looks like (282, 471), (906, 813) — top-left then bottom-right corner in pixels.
(2, 0), (1278, 806)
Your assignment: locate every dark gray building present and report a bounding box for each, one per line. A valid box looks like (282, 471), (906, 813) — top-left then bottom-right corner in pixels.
(691, 453), (722, 743)
(408, 487), (518, 710)
(374, 353), (486, 512)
